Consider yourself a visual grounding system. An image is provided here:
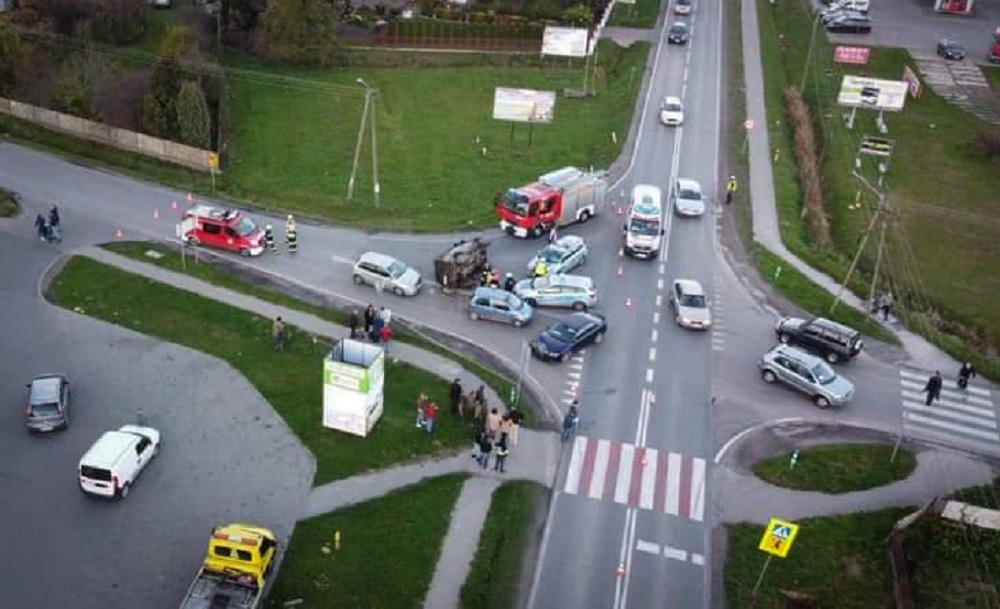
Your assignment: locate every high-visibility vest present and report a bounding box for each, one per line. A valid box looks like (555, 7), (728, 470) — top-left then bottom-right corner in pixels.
(726, 178), (738, 193)
(534, 261), (548, 276)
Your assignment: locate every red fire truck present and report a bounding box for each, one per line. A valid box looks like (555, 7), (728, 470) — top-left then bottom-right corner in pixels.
(494, 167), (608, 238)
(181, 204), (265, 257)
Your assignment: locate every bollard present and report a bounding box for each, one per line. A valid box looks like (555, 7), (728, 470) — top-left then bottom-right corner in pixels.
(334, 530), (340, 551)
(789, 449), (800, 469)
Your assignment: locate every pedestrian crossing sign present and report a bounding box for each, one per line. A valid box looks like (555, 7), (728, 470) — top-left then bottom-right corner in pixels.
(758, 517), (799, 558)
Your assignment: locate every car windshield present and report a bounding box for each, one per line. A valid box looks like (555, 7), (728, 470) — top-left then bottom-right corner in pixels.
(29, 402), (60, 416)
(812, 363), (837, 385)
(665, 102), (682, 112)
(671, 24), (686, 33)
(504, 190), (530, 216)
(531, 277), (552, 289)
(548, 322), (580, 342)
(508, 294), (524, 309)
(540, 248), (565, 263)
(387, 260), (408, 278)
(679, 188), (701, 200)
(235, 217), (256, 237)
(629, 217), (661, 236)
(680, 293), (706, 308)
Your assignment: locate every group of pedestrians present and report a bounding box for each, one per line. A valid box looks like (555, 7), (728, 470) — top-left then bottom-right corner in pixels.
(263, 215), (297, 255)
(472, 405), (524, 474)
(347, 305), (394, 351)
(923, 362), (978, 405)
(34, 205), (62, 243)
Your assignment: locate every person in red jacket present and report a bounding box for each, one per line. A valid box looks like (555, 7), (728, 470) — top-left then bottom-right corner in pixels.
(423, 401), (438, 434)
(379, 324), (393, 355)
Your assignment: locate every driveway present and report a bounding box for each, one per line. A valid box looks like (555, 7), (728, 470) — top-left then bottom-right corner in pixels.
(0, 214), (313, 609)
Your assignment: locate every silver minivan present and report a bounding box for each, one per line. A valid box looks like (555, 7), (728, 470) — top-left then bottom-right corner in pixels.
(25, 374), (70, 432)
(352, 251), (423, 297)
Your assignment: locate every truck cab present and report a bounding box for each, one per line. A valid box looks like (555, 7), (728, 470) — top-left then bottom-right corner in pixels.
(181, 205), (265, 258)
(495, 167), (607, 238)
(179, 523), (277, 609)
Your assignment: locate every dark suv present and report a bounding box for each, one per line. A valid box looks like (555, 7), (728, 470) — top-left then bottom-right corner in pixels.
(775, 317), (862, 363)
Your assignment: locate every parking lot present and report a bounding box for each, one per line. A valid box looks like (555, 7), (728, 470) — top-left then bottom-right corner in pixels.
(0, 222), (313, 609)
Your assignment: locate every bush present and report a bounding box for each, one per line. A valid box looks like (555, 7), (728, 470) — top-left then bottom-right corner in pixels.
(784, 87), (831, 249)
(87, 0), (148, 45)
(974, 129), (1000, 161)
(142, 54), (182, 138)
(254, 0), (341, 65)
(176, 80), (212, 149)
(51, 48), (110, 120)
(98, 69), (149, 131)
(32, 0), (88, 37)
(562, 3), (593, 26)
(0, 20), (22, 95)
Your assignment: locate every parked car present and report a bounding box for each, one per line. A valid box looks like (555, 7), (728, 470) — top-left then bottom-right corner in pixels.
(825, 15), (872, 33)
(514, 274), (597, 310)
(667, 22), (690, 44)
(181, 205), (265, 258)
(669, 279), (712, 330)
(469, 287), (534, 327)
(78, 425), (161, 500)
(526, 235), (588, 276)
(937, 39), (966, 60)
(352, 251), (423, 296)
(672, 177), (705, 217)
(25, 373), (70, 433)
(759, 345), (855, 409)
(675, 0), (692, 14)
(531, 312), (607, 362)
(660, 96), (684, 126)
(775, 316), (863, 363)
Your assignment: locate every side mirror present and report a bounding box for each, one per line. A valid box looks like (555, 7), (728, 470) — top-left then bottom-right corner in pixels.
(623, 224), (628, 231)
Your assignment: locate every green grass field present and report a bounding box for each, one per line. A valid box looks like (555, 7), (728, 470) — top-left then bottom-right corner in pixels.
(608, 0), (662, 28)
(757, 0), (1000, 374)
(460, 481), (542, 609)
(218, 40), (648, 230)
(754, 443), (916, 494)
(264, 474), (466, 609)
(47, 256), (478, 484)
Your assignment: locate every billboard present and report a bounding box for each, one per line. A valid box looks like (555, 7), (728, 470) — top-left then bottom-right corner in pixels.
(837, 76), (908, 112)
(902, 65), (921, 99)
(833, 46), (870, 65)
(493, 87), (556, 124)
(541, 26), (590, 57)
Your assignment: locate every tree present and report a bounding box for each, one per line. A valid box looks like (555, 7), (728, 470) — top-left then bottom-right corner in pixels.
(176, 80), (212, 148)
(0, 20), (23, 95)
(142, 54), (182, 138)
(255, 0), (341, 65)
(51, 48), (110, 119)
(87, 0), (149, 45)
(562, 4), (594, 26)
(31, 0), (88, 37)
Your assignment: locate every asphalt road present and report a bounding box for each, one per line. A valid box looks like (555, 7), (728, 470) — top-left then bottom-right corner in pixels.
(0, 222), (313, 609)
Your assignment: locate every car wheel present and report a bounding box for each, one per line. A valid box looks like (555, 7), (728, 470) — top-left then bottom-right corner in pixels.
(825, 351), (841, 364)
(595, 331), (604, 344)
(814, 395), (832, 409)
(470, 312), (480, 321)
(531, 225), (543, 239)
(239, 248), (250, 258)
(119, 483), (130, 500)
(778, 333), (791, 344)
(579, 210), (591, 223)
(526, 298), (538, 307)
(393, 287), (405, 297)
(186, 236), (200, 246)
(352, 274), (365, 285)
(557, 352), (567, 363)
(762, 370), (778, 384)
(513, 319), (524, 328)
(572, 301), (586, 311)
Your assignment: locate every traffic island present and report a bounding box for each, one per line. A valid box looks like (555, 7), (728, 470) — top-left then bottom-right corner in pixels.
(45, 256), (478, 484)
(754, 443), (917, 494)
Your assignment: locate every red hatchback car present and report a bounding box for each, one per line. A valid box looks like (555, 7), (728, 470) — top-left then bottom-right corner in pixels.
(181, 205), (265, 257)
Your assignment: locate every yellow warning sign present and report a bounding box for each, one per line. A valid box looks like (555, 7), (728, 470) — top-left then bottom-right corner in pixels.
(758, 517), (800, 558)
(208, 152), (220, 170)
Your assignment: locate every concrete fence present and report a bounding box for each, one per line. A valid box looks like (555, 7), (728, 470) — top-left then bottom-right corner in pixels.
(0, 97), (214, 173)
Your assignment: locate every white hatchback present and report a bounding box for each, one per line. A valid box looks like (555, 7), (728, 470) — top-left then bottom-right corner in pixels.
(660, 96), (684, 127)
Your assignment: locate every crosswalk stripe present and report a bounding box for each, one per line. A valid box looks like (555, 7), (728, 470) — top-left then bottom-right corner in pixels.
(666, 452), (682, 517)
(679, 457), (693, 519)
(640, 448), (658, 510)
(900, 378), (993, 407)
(902, 396), (998, 427)
(904, 412), (1000, 441)
(616, 443), (635, 504)
(901, 389), (995, 415)
(603, 440), (623, 502)
(899, 369), (990, 398)
(902, 425), (1000, 455)
(565, 436), (587, 495)
(690, 457), (706, 523)
(589, 439), (611, 499)
(653, 450), (670, 513)
(627, 448), (646, 507)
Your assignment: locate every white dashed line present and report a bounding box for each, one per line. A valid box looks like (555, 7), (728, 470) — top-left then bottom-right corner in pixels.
(691, 553), (705, 566)
(649, 348), (657, 362)
(636, 540), (661, 555)
(651, 329), (658, 342)
(657, 279), (664, 290)
(646, 368), (655, 383)
(653, 312), (660, 325)
(659, 263), (666, 275)
(655, 295), (662, 307)
(663, 546), (688, 562)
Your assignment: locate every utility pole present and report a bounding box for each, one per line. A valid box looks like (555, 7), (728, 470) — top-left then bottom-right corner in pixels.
(369, 86), (381, 208)
(347, 78), (381, 206)
(346, 81), (372, 202)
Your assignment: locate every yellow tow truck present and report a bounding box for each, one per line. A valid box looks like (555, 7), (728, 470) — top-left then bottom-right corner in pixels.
(178, 523), (278, 609)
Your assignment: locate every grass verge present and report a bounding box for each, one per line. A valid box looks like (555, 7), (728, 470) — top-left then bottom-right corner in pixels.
(100, 241), (531, 427)
(264, 474), (466, 609)
(0, 187), (18, 217)
(756, 0), (1000, 377)
(460, 481), (543, 609)
(47, 256), (478, 484)
(608, 0), (662, 28)
(754, 443), (916, 494)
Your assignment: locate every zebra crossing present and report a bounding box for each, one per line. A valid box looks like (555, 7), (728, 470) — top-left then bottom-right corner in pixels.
(899, 368), (999, 454)
(562, 436), (706, 522)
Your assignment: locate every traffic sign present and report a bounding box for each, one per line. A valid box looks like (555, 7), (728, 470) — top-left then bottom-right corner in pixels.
(208, 152), (220, 171)
(758, 517), (800, 558)
(744, 119), (755, 130)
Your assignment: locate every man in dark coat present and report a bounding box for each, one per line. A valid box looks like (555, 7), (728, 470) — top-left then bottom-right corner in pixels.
(923, 371), (943, 406)
(449, 378), (463, 416)
(364, 304), (376, 339)
(348, 309), (360, 339)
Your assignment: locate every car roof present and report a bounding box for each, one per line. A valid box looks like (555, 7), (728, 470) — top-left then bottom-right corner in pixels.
(770, 344), (824, 367)
(358, 251), (398, 267)
(677, 178), (702, 193)
(663, 95), (682, 105)
(809, 317), (860, 337)
(670, 22), (688, 29)
(547, 274), (593, 289)
(674, 279), (705, 296)
(560, 311), (603, 329)
(473, 286), (513, 299)
(553, 235), (584, 249)
(79, 430), (142, 469)
(29, 375), (63, 402)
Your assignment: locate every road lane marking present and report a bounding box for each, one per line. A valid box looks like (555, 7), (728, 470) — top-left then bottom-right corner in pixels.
(588, 439), (612, 499)
(657, 279), (664, 290)
(646, 368), (654, 383)
(666, 452), (682, 516)
(663, 545), (688, 562)
(636, 540), (661, 555)
(904, 413), (1000, 441)
(655, 295), (662, 307)
(564, 436), (587, 495)
(615, 443), (636, 504)
(639, 448), (658, 510)
(649, 347), (657, 362)
(651, 329), (658, 342)
(653, 312), (660, 325)
(330, 254), (354, 265)
(691, 553), (705, 566)
(690, 457), (706, 523)
(603, 440), (624, 501)
(659, 263), (666, 275)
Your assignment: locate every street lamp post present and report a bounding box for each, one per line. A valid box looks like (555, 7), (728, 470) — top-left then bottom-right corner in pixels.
(799, 12), (823, 94)
(346, 78), (381, 207)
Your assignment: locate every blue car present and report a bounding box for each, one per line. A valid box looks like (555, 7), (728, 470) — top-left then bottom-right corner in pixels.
(530, 312), (607, 362)
(469, 287), (534, 327)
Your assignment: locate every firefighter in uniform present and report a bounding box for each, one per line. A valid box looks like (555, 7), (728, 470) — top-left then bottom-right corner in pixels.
(533, 260), (548, 278)
(285, 214), (297, 253)
(725, 175), (738, 205)
(265, 225), (277, 254)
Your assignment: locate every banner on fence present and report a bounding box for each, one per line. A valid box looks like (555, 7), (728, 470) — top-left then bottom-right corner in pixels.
(541, 26), (590, 57)
(837, 76), (908, 112)
(492, 88), (556, 124)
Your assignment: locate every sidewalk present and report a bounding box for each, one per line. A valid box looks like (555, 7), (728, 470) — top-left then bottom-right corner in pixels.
(739, 0), (958, 374)
(718, 449), (996, 524)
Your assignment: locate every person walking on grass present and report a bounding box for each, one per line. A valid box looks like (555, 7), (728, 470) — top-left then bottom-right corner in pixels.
(494, 438), (509, 473)
(272, 316), (286, 351)
(478, 434), (493, 469)
(416, 393), (428, 429)
(423, 401), (438, 434)
(348, 309), (360, 339)
(449, 378), (463, 416)
(364, 304), (376, 339)
(923, 371), (943, 406)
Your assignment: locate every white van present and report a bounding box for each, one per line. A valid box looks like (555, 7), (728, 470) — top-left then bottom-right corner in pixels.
(624, 184), (665, 259)
(78, 425), (161, 500)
